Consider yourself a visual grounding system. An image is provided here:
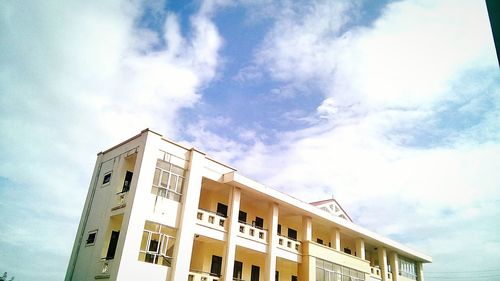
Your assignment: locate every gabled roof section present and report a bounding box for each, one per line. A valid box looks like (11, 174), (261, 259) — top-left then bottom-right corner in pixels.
(310, 198), (353, 222)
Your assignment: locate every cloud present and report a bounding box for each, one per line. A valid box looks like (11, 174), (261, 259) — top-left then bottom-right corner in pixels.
(201, 0), (499, 275)
(0, 0), (222, 280)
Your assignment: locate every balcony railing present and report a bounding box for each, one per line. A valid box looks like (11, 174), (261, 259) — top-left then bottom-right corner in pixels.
(188, 270), (220, 281)
(370, 266), (382, 279)
(196, 209), (227, 232)
(237, 222), (267, 243)
(277, 234), (301, 254)
(111, 191), (128, 211)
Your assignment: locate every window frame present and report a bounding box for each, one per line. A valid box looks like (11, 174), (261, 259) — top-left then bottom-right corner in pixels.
(85, 229), (98, 246)
(102, 172), (112, 186)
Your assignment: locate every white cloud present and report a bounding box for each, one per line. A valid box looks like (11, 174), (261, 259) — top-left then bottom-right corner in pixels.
(0, 0), (222, 280)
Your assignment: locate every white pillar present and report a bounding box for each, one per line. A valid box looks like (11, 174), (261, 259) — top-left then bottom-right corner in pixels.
(389, 252), (399, 281)
(265, 203), (279, 281)
(221, 186), (241, 281)
(417, 262), (424, 281)
(170, 148), (206, 281)
(330, 228), (341, 251)
(378, 247), (388, 281)
(355, 238), (365, 260)
(302, 216), (312, 242)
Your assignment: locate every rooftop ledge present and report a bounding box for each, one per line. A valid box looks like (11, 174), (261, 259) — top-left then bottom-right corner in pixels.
(222, 171), (432, 263)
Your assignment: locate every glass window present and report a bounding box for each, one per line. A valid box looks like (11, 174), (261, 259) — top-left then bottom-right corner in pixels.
(102, 172), (112, 185)
(86, 230), (97, 246)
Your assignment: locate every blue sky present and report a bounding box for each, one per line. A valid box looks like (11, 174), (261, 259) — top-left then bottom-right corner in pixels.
(1, 0), (499, 280)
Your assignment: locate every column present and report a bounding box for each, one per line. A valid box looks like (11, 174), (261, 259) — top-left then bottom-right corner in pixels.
(335, 229), (341, 251)
(302, 216), (312, 241)
(265, 203), (279, 281)
(221, 186), (241, 281)
(389, 252), (399, 281)
(355, 238), (365, 260)
(169, 148), (206, 281)
(298, 216), (313, 281)
(377, 247), (388, 281)
(417, 262), (424, 281)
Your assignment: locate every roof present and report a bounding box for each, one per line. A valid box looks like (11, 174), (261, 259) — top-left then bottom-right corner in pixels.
(310, 198), (353, 222)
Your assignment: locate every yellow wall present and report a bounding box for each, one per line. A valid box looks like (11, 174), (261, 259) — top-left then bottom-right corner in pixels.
(276, 258), (298, 281)
(234, 247), (266, 281)
(278, 216), (303, 239)
(306, 241), (370, 274)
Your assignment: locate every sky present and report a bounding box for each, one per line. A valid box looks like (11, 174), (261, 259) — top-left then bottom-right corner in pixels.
(0, 0), (499, 280)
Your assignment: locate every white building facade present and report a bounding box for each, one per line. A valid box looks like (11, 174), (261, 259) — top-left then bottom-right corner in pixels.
(65, 129), (431, 281)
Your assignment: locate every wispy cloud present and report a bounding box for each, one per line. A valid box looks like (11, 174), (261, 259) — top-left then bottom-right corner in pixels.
(0, 0), (223, 279)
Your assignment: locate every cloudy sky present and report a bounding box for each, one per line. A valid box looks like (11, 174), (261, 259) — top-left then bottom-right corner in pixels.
(1, 0), (499, 280)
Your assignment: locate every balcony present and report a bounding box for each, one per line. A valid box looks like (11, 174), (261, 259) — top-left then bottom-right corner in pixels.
(196, 209), (227, 232)
(188, 270), (220, 281)
(237, 222), (267, 243)
(277, 234), (301, 254)
(111, 191), (128, 212)
(95, 258), (114, 279)
(370, 266), (382, 280)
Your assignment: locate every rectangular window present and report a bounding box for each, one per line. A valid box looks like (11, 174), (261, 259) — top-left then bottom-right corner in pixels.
(151, 158), (185, 202)
(277, 224), (282, 235)
(317, 238), (323, 245)
(86, 230), (97, 246)
(255, 217), (264, 229)
(122, 171), (133, 192)
(234, 261), (243, 280)
(217, 203), (228, 217)
(211, 255), (223, 276)
(238, 211), (247, 223)
(251, 265), (260, 281)
(291, 276), (297, 281)
(105, 231), (119, 260)
(102, 172), (112, 185)
(344, 248), (352, 254)
(138, 221), (176, 267)
(288, 228), (297, 240)
(315, 258), (365, 281)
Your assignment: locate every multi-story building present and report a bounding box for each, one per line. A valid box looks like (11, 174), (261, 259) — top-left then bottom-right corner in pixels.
(65, 129), (431, 281)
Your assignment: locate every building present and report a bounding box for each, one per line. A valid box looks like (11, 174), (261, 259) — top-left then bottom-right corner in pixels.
(65, 129), (431, 281)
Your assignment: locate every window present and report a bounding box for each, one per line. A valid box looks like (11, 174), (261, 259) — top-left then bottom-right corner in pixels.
(217, 203), (228, 217)
(234, 261), (243, 280)
(254, 217), (264, 229)
(238, 210), (247, 223)
(86, 230), (97, 246)
(317, 238), (323, 245)
(102, 172), (112, 185)
(105, 231), (120, 260)
(251, 265), (260, 281)
(210, 255), (222, 277)
(277, 224), (282, 235)
(399, 256), (417, 280)
(344, 248), (352, 254)
(315, 258), (365, 281)
(122, 171), (133, 192)
(151, 158), (185, 202)
(291, 276), (298, 281)
(138, 221), (176, 267)
(288, 228), (297, 240)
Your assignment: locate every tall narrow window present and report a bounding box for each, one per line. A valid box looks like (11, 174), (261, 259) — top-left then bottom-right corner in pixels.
(251, 265), (260, 281)
(105, 231), (119, 260)
(234, 261), (243, 280)
(210, 255), (223, 277)
(122, 171), (133, 192)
